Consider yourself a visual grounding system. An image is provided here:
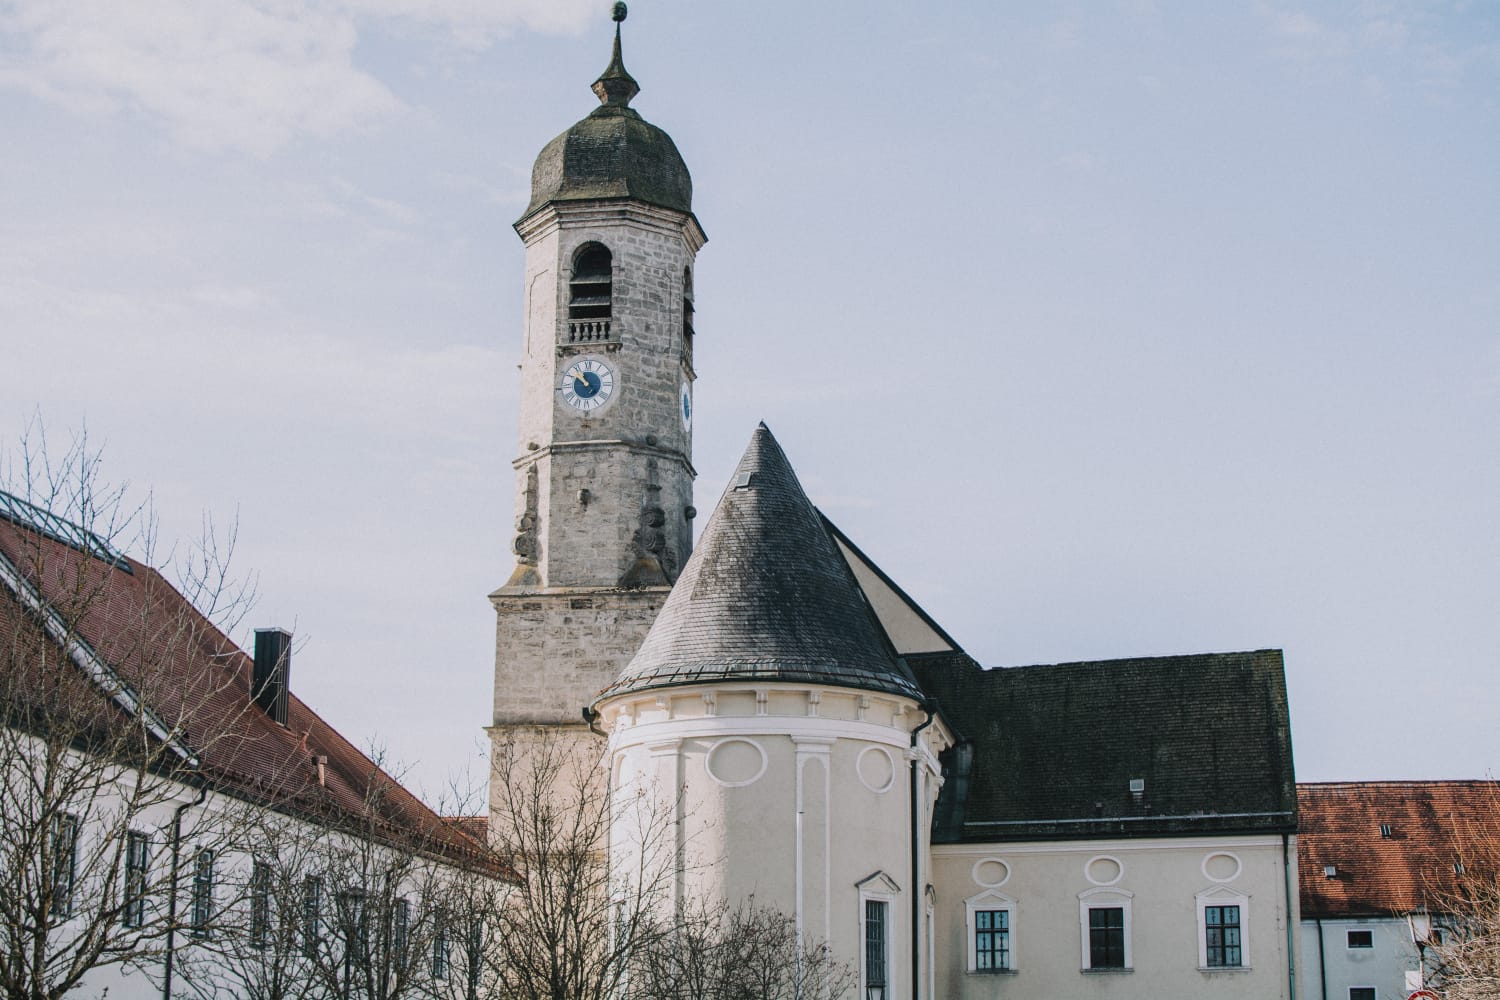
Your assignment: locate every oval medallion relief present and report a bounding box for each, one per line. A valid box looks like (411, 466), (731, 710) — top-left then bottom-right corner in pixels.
(1085, 855), (1124, 886)
(972, 858), (1011, 889)
(1202, 852), (1243, 883)
(704, 738), (768, 788)
(856, 746), (897, 794)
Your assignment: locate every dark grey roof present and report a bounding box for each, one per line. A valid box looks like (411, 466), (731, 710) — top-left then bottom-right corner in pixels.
(915, 649), (1297, 842)
(596, 425), (924, 704)
(518, 20), (692, 223)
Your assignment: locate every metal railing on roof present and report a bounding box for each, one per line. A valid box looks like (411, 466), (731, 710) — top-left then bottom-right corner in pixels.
(0, 488), (132, 572)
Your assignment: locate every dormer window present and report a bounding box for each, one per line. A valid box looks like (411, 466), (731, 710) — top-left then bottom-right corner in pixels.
(568, 243), (612, 343)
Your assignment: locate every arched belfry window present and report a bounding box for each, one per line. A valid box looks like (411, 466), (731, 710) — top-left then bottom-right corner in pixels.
(568, 243), (612, 344)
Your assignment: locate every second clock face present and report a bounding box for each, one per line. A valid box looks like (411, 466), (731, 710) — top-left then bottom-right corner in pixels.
(559, 357), (616, 413)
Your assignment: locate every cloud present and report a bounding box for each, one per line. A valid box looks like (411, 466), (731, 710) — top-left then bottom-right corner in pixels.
(0, 0), (596, 155)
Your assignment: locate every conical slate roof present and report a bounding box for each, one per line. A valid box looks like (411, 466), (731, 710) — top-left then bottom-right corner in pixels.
(596, 425), (924, 704)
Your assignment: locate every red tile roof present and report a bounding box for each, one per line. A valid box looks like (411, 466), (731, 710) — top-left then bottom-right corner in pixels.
(0, 507), (488, 865)
(1298, 781), (1500, 918)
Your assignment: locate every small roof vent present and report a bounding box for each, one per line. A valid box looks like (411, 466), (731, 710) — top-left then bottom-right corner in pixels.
(1379, 823), (1393, 838)
(1324, 864), (1339, 879)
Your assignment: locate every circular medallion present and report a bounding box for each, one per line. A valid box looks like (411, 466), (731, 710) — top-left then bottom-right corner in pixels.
(559, 356), (617, 413)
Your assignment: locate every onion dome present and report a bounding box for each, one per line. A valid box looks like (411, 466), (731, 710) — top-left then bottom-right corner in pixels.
(596, 424), (924, 704)
(519, 3), (693, 223)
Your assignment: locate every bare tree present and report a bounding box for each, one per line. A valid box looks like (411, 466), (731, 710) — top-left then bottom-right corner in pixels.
(629, 897), (857, 1000)
(482, 732), (854, 1000)
(0, 425), (265, 1000)
(186, 760), (496, 1000)
(1418, 782), (1500, 1000)
(482, 731), (677, 1000)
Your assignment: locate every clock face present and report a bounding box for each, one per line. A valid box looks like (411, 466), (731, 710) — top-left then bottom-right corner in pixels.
(680, 381), (693, 430)
(559, 357), (616, 413)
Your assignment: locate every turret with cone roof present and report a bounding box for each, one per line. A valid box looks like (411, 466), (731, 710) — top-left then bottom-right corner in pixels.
(596, 424), (925, 705)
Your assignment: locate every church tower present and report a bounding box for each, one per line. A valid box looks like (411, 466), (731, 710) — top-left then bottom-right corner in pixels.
(491, 5), (705, 747)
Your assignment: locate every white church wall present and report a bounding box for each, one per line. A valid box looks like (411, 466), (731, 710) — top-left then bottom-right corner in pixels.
(602, 681), (953, 998)
(931, 835), (1300, 999)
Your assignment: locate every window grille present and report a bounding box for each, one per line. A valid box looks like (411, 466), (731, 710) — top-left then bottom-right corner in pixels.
(1205, 905), (1242, 967)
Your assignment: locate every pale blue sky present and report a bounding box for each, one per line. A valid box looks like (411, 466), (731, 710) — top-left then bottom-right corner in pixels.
(3, 1), (1497, 801)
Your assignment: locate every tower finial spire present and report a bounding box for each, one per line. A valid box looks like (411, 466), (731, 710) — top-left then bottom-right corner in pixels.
(592, 2), (639, 108)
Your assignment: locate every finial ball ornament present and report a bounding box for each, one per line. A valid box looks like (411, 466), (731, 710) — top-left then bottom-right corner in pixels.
(612, 2), (627, 22)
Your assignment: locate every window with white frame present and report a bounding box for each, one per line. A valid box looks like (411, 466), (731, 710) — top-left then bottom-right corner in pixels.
(1195, 886), (1249, 969)
(50, 813), (79, 919)
(964, 889), (1016, 972)
(1078, 887), (1133, 971)
(123, 831), (150, 929)
(856, 871), (900, 1000)
(190, 848), (214, 937)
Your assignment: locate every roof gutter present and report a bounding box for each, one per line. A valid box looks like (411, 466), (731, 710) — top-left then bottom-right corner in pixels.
(909, 699), (936, 1000)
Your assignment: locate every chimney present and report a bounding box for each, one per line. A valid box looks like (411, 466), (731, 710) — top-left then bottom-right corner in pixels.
(252, 628), (292, 726)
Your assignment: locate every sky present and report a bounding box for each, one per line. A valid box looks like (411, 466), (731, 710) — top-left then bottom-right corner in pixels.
(2, 1), (1497, 804)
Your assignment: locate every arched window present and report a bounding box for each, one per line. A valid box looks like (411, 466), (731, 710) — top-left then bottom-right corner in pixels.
(568, 243), (612, 343)
(681, 266), (695, 367)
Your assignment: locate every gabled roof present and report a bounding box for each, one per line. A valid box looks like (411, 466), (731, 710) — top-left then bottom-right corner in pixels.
(1298, 780), (1500, 919)
(0, 494), (486, 862)
(913, 648), (1297, 841)
(596, 424), (924, 704)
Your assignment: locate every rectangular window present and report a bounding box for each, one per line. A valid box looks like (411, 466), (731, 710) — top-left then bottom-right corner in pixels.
(124, 831), (149, 928)
(393, 898), (410, 970)
(1088, 907), (1126, 969)
(1346, 929), (1373, 949)
(303, 876), (323, 957)
(1205, 905), (1242, 967)
(249, 862), (271, 949)
(432, 923), (449, 980)
(975, 909), (1010, 971)
(338, 891), (367, 1000)
(51, 813), (79, 919)
(1349, 989), (1376, 1000)
(865, 899), (888, 993)
(190, 849), (214, 937)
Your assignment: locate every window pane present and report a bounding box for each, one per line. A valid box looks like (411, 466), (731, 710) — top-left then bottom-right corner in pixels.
(974, 909), (1010, 971)
(1088, 907), (1125, 968)
(191, 850), (214, 936)
(124, 831), (149, 928)
(250, 862), (270, 948)
(865, 900), (887, 987)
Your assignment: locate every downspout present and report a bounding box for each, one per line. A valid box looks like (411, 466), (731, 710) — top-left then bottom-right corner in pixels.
(909, 700), (936, 1000)
(1283, 833), (1298, 1000)
(582, 705), (607, 739)
(162, 782), (209, 1000)
(1315, 917), (1327, 1000)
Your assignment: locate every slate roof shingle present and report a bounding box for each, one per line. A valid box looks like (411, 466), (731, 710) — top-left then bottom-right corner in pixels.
(597, 424), (924, 704)
(913, 648), (1297, 841)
